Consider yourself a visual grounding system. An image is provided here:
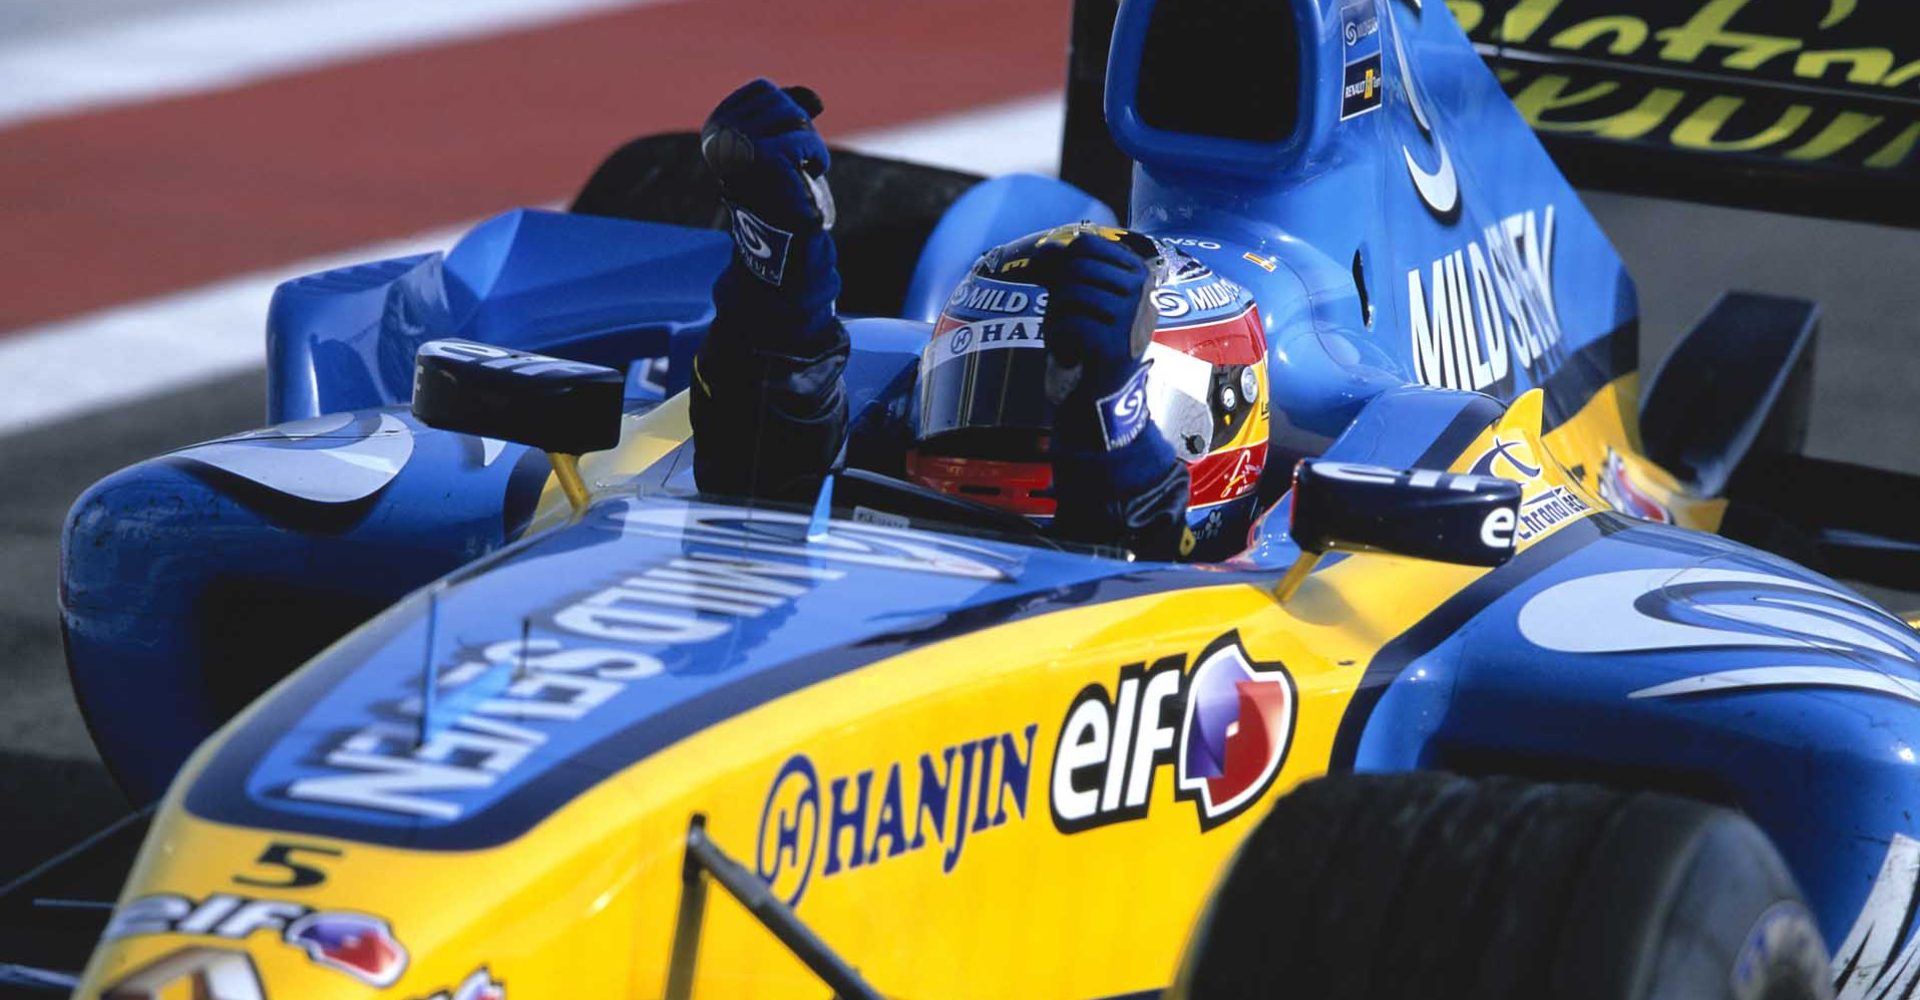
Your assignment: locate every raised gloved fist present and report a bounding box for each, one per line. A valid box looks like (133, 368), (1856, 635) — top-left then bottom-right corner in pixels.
(1034, 230), (1162, 451)
(702, 78), (836, 285)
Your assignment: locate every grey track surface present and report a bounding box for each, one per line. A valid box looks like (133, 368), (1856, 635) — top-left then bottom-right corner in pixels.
(0, 372), (263, 884)
(0, 195), (1916, 886)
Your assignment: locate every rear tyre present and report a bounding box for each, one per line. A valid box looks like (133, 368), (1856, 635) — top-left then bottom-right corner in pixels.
(1177, 772), (1832, 1000)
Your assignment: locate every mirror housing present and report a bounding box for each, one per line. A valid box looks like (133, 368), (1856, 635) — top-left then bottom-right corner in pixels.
(412, 339), (625, 516)
(1290, 459), (1523, 567)
(1275, 459), (1523, 601)
(411, 339), (624, 456)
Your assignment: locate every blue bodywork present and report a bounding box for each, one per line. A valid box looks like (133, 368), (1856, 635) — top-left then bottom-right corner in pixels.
(56, 0), (1920, 976)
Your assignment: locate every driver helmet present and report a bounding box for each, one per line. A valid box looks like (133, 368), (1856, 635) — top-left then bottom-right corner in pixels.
(907, 225), (1271, 555)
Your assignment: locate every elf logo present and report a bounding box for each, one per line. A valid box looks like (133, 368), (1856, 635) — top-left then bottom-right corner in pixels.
(1050, 632), (1295, 833)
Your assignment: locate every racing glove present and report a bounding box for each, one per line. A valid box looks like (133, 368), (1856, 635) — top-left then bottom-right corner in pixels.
(1035, 232), (1193, 561)
(691, 78), (849, 501)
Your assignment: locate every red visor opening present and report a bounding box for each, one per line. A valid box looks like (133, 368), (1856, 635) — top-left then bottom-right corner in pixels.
(906, 451), (1056, 517)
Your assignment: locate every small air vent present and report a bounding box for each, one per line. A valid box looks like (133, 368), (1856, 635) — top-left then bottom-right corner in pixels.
(1136, 0), (1300, 144)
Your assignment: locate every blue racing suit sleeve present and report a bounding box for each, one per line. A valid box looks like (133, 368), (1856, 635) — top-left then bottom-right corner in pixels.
(690, 79), (848, 502)
(1036, 234), (1194, 561)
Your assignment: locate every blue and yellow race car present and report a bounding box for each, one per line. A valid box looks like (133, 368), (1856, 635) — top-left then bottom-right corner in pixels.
(15, 0), (1920, 996)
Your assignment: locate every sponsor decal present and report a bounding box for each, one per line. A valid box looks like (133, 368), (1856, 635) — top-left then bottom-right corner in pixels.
(926, 317), (1047, 367)
(1515, 486), (1592, 542)
(756, 725), (1039, 907)
(729, 205), (794, 286)
(1341, 0), (1384, 119)
(1344, 4), (1380, 47)
(104, 893), (407, 987)
(1389, 1), (1462, 221)
(1242, 251), (1278, 272)
(271, 504), (1019, 824)
(1467, 436), (1590, 542)
(1157, 236), (1224, 250)
(416, 340), (610, 380)
(1468, 436), (1544, 480)
(1597, 447), (1673, 523)
(282, 555), (845, 820)
(851, 505), (911, 530)
(1151, 278), (1245, 321)
(286, 911), (410, 986)
(1342, 53), (1385, 120)
(1407, 206), (1564, 394)
(101, 947), (265, 1000)
(1051, 632), (1295, 833)
(415, 967), (507, 1000)
(606, 505), (1020, 582)
(1096, 362), (1154, 450)
(945, 275), (1046, 317)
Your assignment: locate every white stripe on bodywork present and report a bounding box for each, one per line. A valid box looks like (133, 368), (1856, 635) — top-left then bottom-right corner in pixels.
(175, 412), (415, 504)
(1629, 666), (1920, 706)
(1835, 834), (1920, 1000)
(1518, 568), (1920, 660)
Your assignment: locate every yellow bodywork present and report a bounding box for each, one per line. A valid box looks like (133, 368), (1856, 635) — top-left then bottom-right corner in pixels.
(75, 376), (1706, 999)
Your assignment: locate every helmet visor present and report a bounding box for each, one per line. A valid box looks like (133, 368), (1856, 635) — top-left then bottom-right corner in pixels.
(916, 315), (1054, 444)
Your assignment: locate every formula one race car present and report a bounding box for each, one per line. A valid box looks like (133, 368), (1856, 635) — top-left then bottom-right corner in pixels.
(11, 0), (1920, 997)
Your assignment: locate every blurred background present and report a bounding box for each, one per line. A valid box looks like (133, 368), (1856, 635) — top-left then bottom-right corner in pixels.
(1, 0), (1917, 884)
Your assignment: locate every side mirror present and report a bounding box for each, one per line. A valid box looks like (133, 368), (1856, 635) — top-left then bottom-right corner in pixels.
(1276, 459), (1522, 600)
(412, 339), (624, 514)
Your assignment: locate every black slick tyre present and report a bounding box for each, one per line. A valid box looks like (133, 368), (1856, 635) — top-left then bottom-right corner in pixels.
(1175, 772), (1833, 1000)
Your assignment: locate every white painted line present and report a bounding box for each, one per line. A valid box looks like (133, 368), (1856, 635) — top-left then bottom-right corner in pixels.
(0, 96), (1064, 435)
(0, 225), (469, 433)
(835, 93), (1064, 180)
(0, 0), (681, 131)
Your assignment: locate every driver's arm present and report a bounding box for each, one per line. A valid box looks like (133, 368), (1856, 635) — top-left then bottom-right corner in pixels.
(1036, 236), (1193, 560)
(689, 79), (847, 502)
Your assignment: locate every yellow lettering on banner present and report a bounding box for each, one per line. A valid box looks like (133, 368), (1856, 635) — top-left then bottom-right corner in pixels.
(1867, 123), (1920, 169)
(1669, 96), (1812, 152)
(1655, 0), (1801, 71)
(1794, 48), (1895, 85)
(1509, 76), (1683, 140)
(1822, 0), (1858, 30)
(1884, 61), (1920, 89)
(1446, 0), (1485, 34)
(1500, 0), (1564, 45)
(1551, 17), (1649, 56)
(1784, 111), (1882, 161)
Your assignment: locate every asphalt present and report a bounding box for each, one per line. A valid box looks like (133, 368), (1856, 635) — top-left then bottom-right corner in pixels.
(1, 193), (1917, 888)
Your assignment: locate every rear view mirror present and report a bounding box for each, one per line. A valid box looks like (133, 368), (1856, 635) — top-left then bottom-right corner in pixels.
(412, 339), (624, 514)
(1277, 459), (1522, 600)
